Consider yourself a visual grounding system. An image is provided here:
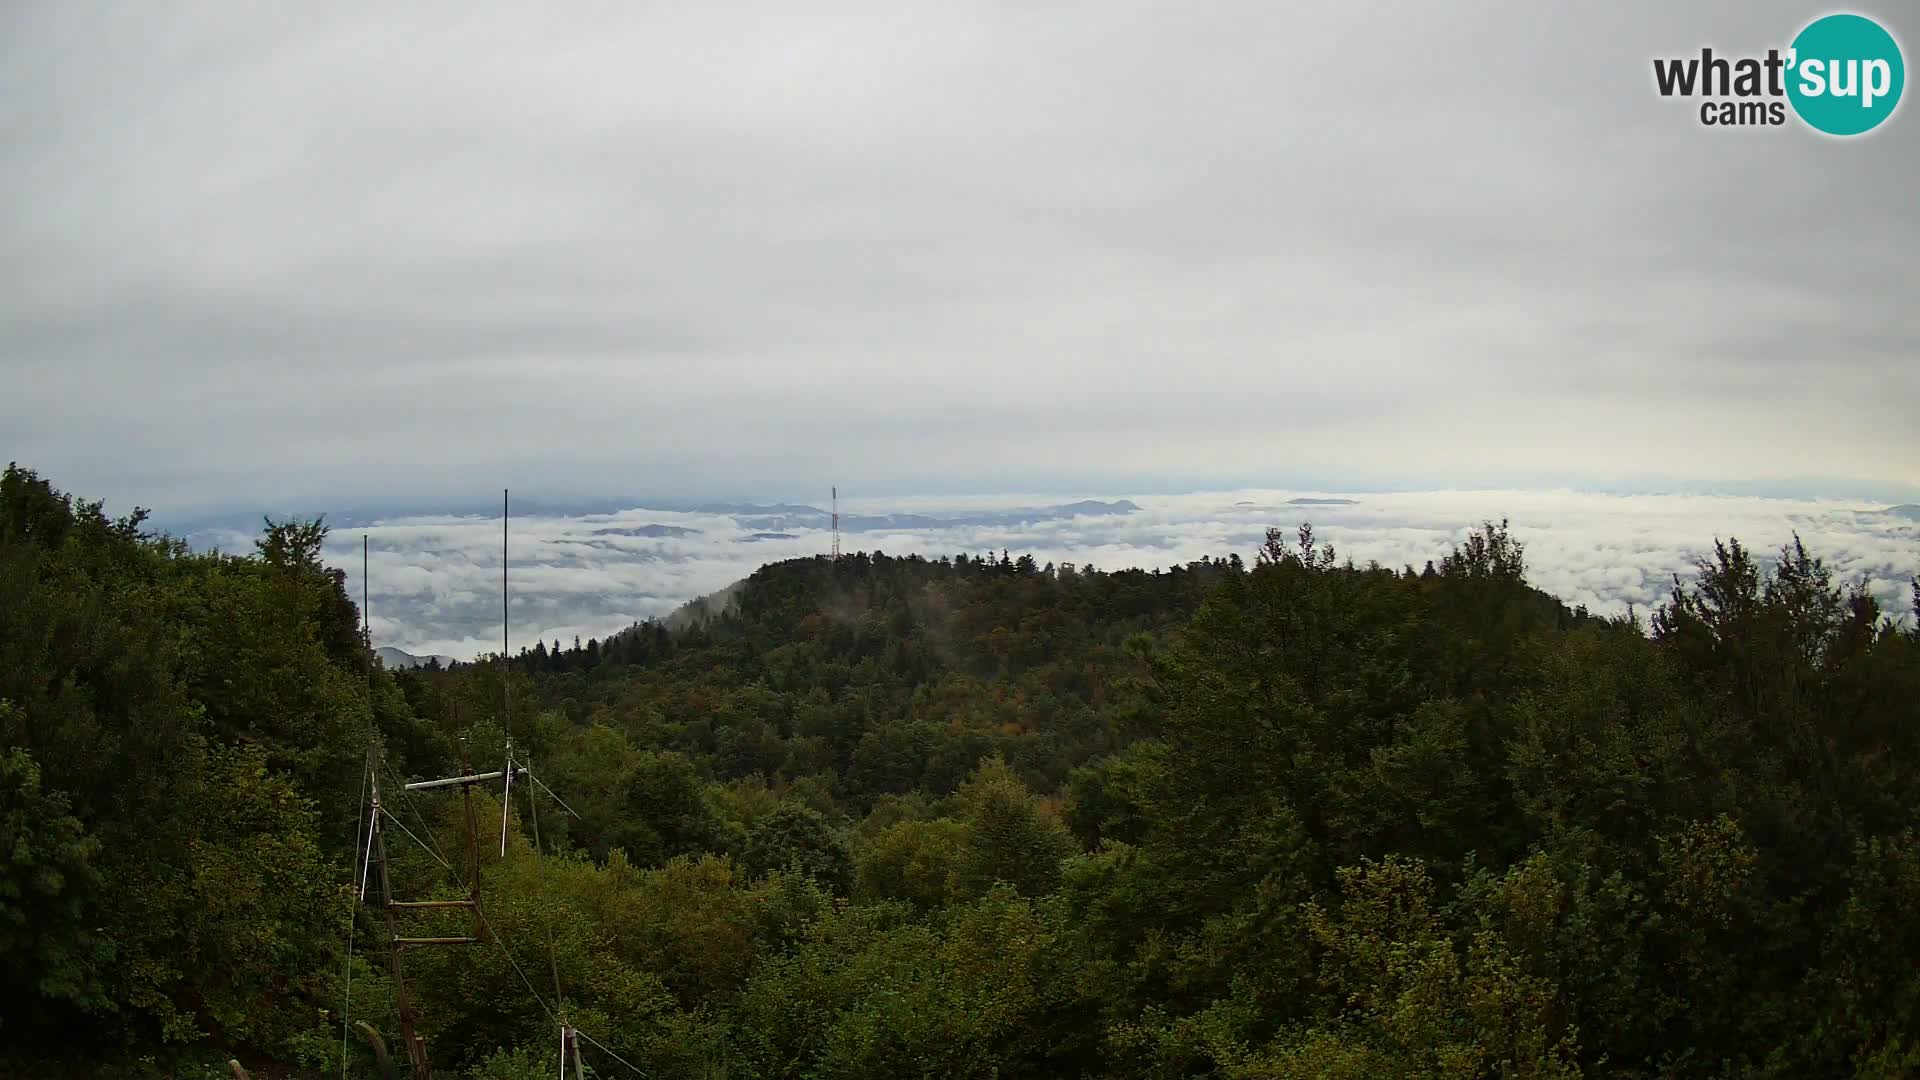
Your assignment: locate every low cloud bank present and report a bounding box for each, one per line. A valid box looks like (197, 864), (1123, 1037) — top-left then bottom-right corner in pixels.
(189, 491), (1917, 660)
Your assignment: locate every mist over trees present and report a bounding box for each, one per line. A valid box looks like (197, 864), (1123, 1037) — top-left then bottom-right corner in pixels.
(4, 462), (1919, 1078)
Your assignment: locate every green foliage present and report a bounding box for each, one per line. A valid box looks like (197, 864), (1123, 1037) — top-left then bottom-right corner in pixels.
(0, 738), (110, 1022)
(731, 887), (1070, 1078)
(951, 756), (1077, 899)
(0, 465), (389, 1069)
(112, 744), (338, 1048)
(1260, 856), (1580, 1079)
(856, 817), (968, 909)
(739, 801), (854, 894)
(471, 1042), (554, 1080)
(9, 463), (1920, 1079)
(1063, 739), (1168, 849)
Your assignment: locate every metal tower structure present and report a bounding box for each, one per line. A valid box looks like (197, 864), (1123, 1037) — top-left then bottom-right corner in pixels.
(342, 491), (620, 1080)
(375, 753), (508, 1080)
(831, 486), (841, 560)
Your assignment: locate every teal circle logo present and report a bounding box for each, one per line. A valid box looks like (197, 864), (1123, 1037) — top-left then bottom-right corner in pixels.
(1786, 13), (1905, 136)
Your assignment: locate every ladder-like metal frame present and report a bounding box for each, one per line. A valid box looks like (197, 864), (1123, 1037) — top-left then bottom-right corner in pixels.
(368, 744), (523, 1080)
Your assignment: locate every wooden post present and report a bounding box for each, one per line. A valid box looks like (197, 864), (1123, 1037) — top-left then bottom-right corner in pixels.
(372, 771), (433, 1080)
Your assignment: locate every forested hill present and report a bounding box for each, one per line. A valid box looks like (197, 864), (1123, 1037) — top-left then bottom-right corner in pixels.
(6, 462), (1920, 1079)
(464, 546), (1596, 815)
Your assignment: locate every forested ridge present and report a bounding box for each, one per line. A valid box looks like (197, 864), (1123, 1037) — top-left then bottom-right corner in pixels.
(5, 462), (1920, 1079)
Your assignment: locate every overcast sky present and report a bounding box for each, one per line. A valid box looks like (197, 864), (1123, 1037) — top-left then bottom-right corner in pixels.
(3, 2), (1916, 512)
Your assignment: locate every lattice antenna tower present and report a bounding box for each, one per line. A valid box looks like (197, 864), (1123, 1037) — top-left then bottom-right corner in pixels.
(831, 485), (841, 560)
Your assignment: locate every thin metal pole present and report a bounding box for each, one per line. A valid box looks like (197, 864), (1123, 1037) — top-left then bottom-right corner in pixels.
(526, 767), (582, 819)
(364, 535), (372, 695)
(353, 538), (372, 1079)
(341, 756), (369, 1079)
(500, 740), (514, 856)
(573, 1028), (644, 1077)
(359, 799), (377, 900)
(403, 769), (513, 792)
(353, 538), (375, 1079)
(503, 487), (510, 674)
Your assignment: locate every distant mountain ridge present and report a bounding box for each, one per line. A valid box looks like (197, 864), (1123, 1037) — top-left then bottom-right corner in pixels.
(167, 497), (1142, 552)
(376, 645), (459, 670)
(587, 524), (700, 538)
(716, 499), (1142, 533)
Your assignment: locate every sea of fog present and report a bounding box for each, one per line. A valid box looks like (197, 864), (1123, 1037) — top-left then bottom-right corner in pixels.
(179, 490), (1920, 660)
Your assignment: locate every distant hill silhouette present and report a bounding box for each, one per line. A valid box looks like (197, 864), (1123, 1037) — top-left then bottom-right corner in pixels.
(376, 645), (459, 669)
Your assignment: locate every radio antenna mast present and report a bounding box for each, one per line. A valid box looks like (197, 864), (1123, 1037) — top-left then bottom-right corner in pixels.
(363, 535), (373, 695)
(503, 487), (510, 680)
(347, 490), (617, 1079)
(831, 486), (841, 560)
(501, 488), (514, 847)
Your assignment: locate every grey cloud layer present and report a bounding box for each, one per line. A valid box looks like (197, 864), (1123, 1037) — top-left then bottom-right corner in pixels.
(4, 3), (1917, 506)
(201, 490), (1920, 659)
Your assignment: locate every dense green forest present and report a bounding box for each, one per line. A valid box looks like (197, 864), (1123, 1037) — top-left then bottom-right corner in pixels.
(4, 461), (1920, 1078)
